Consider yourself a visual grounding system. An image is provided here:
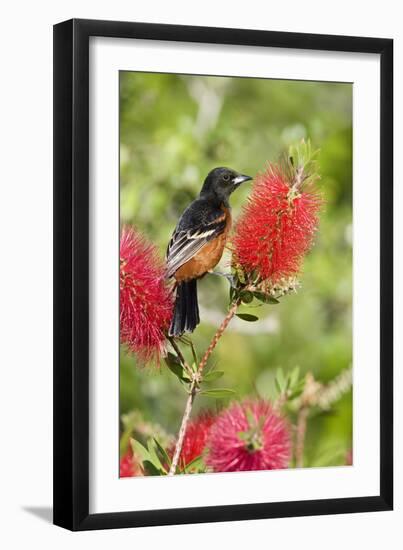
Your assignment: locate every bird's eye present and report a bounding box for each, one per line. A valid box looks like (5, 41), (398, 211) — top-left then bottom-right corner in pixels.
(223, 174), (230, 181)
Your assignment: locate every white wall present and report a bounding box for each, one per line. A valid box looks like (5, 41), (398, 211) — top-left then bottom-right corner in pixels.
(0, 1), (400, 548)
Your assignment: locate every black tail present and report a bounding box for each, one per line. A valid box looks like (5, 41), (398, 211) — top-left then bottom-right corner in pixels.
(169, 280), (200, 337)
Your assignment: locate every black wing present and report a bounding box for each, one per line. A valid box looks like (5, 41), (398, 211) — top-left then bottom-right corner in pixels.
(166, 200), (226, 279)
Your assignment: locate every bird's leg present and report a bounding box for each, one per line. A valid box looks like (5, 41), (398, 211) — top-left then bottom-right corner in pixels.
(208, 270), (236, 287)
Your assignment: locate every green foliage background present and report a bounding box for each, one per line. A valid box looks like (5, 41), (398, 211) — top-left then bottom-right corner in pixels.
(120, 72), (353, 468)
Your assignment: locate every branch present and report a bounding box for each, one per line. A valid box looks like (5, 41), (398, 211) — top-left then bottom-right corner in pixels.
(168, 336), (193, 378)
(197, 297), (241, 374)
(292, 369), (352, 468)
(295, 406), (309, 468)
(168, 297), (242, 475)
(293, 372), (318, 468)
(168, 380), (198, 475)
(292, 165), (305, 191)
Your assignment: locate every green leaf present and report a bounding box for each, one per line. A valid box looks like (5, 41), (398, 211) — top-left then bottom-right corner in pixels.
(255, 292), (271, 304)
(275, 368), (287, 393)
(183, 455), (204, 473)
(147, 438), (166, 472)
(164, 352), (189, 382)
(153, 438), (172, 467)
(266, 296), (280, 304)
(191, 362), (198, 373)
(143, 460), (164, 476)
(203, 370), (225, 383)
(164, 352), (182, 371)
(189, 340), (199, 365)
(253, 292), (280, 304)
(130, 438), (150, 463)
(200, 388), (236, 399)
(288, 379), (305, 399)
(240, 291), (253, 304)
(120, 432), (131, 458)
(289, 366), (300, 389)
(274, 378), (282, 395)
(237, 270), (246, 284)
(236, 313), (259, 322)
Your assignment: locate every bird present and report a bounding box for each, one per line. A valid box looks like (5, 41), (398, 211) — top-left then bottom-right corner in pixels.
(166, 167), (252, 337)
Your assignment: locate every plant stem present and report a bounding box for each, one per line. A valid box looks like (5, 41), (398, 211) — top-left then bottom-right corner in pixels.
(168, 336), (193, 378)
(168, 297), (241, 475)
(292, 165), (305, 190)
(168, 380), (197, 475)
(295, 406), (309, 468)
(197, 298), (241, 374)
(273, 391), (288, 412)
(189, 339), (199, 366)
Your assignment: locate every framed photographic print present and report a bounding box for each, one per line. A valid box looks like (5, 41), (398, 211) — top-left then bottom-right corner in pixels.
(53, 19), (393, 530)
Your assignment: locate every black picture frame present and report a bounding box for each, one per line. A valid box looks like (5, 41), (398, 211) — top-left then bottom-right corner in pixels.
(53, 18), (393, 531)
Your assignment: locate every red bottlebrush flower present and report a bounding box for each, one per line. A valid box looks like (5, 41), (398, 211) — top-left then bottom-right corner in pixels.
(232, 164), (321, 283)
(170, 412), (216, 469)
(120, 449), (143, 477)
(205, 400), (291, 473)
(120, 226), (173, 363)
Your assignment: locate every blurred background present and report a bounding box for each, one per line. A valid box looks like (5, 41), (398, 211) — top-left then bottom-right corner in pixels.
(119, 72), (352, 468)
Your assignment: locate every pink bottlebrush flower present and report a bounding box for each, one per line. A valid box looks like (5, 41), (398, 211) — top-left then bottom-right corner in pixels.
(346, 449), (353, 466)
(120, 226), (173, 363)
(232, 164), (321, 283)
(119, 449), (143, 477)
(170, 412), (216, 469)
(206, 399), (291, 473)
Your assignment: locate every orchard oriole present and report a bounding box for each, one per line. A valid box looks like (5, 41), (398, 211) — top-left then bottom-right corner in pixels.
(166, 167), (252, 337)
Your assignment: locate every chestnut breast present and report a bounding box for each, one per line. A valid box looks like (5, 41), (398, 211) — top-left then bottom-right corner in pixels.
(174, 206), (232, 283)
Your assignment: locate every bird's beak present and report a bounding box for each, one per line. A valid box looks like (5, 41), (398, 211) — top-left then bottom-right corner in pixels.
(233, 174), (253, 186)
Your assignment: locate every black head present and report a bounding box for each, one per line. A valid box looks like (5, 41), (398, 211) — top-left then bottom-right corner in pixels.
(199, 167), (252, 205)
